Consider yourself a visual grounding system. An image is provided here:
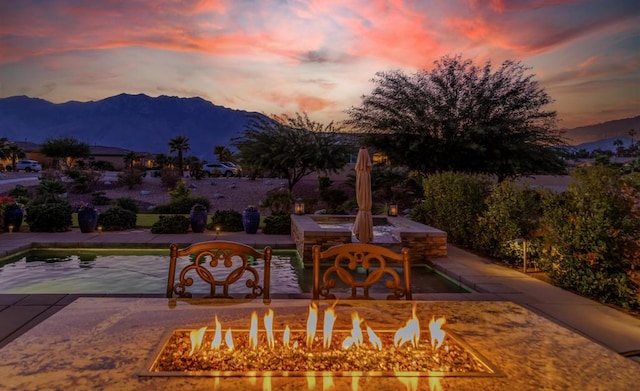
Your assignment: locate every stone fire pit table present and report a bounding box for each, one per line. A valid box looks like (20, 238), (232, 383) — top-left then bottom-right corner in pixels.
(0, 298), (637, 390)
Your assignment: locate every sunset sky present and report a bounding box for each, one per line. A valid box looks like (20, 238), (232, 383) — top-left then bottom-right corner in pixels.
(1, 0), (638, 129)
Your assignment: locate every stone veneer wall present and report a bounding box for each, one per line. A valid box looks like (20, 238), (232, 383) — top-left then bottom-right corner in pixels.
(291, 214), (447, 264)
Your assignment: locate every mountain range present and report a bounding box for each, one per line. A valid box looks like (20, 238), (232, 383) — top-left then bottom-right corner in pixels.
(0, 93), (261, 159)
(0, 93), (638, 157)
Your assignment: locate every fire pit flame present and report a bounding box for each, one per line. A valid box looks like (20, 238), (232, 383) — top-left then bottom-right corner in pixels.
(394, 304), (420, 348)
(224, 328), (234, 351)
(429, 316), (446, 350)
(367, 326), (382, 350)
(249, 311), (258, 349)
(147, 304), (502, 377)
(264, 309), (275, 349)
(211, 316), (222, 349)
(189, 326), (206, 356)
(323, 307), (336, 349)
(306, 302), (317, 348)
(283, 325), (291, 348)
(342, 312), (364, 349)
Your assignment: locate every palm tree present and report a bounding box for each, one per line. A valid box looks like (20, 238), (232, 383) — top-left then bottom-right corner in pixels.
(613, 138), (624, 157)
(213, 145), (233, 162)
(629, 129), (636, 148)
(123, 151), (139, 169)
(6, 142), (26, 171)
(169, 136), (190, 177)
(154, 153), (169, 169)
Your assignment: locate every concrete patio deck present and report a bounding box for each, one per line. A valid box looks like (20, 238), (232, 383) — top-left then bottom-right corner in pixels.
(0, 228), (639, 367)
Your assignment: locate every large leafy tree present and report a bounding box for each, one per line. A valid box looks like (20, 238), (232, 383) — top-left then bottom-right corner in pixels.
(40, 137), (90, 169)
(233, 112), (352, 191)
(168, 136), (190, 177)
(346, 55), (566, 181)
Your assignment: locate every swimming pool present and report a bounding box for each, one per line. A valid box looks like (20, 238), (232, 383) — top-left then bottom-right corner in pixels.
(0, 248), (470, 295)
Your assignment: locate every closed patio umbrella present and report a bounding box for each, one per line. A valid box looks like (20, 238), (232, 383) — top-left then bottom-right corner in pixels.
(352, 147), (373, 244)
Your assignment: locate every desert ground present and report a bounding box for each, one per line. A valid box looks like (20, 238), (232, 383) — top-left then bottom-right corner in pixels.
(0, 172), (334, 213)
(0, 171), (572, 214)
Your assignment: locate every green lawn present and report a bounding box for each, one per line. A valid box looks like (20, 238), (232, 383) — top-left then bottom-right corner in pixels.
(72, 213), (183, 228)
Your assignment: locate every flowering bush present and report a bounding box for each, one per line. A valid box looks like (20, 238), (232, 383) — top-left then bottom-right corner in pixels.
(74, 202), (97, 213)
(1, 196), (24, 211)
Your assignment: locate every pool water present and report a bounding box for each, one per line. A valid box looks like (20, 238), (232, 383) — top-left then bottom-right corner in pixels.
(0, 249), (470, 295)
(317, 222), (398, 243)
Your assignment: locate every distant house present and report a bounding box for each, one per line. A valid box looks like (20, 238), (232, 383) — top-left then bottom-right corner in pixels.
(4, 141), (152, 170)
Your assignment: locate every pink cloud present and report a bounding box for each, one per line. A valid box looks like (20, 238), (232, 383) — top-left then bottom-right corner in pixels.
(263, 92), (338, 113)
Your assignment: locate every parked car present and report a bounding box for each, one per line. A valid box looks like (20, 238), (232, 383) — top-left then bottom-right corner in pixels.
(14, 159), (42, 172)
(220, 162), (242, 175)
(202, 163), (240, 177)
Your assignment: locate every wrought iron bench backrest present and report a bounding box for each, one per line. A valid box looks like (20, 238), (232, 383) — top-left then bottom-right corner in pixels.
(167, 241), (272, 301)
(312, 243), (412, 300)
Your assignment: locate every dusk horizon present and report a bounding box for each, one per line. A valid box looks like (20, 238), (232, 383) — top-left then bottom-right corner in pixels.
(1, 0), (639, 129)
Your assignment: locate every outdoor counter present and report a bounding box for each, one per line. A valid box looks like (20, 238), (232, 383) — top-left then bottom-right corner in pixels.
(0, 298), (637, 390)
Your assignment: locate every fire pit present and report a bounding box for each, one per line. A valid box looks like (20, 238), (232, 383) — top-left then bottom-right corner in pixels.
(144, 303), (500, 377)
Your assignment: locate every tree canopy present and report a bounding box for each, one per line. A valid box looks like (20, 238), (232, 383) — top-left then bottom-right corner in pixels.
(40, 137), (90, 169)
(346, 55), (567, 181)
(233, 112), (352, 191)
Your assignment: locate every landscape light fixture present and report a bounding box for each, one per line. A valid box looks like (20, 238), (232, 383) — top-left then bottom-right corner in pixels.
(294, 198), (305, 215)
(388, 204), (398, 217)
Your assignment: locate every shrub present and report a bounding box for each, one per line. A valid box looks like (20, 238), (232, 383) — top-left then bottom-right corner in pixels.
(97, 206), (137, 231)
(7, 185), (29, 198)
(112, 197), (139, 214)
(91, 160), (116, 171)
(169, 181), (190, 201)
(91, 191), (111, 206)
(475, 180), (547, 265)
(25, 200), (73, 232)
(38, 169), (63, 181)
(262, 213), (291, 234)
(317, 176), (332, 191)
(260, 188), (293, 214)
(150, 215), (190, 234)
(153, 196), (211, 214)
(540, 165), (640, 309)
(65, 168), (103, 193)
(320, 188), (348, 211)
(35, 179), (68, 203)
(117, 168), (145, 190)
(160, 168), (181, 189)
(207, 210), (243, 232)
(410, 172), (491, 247)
